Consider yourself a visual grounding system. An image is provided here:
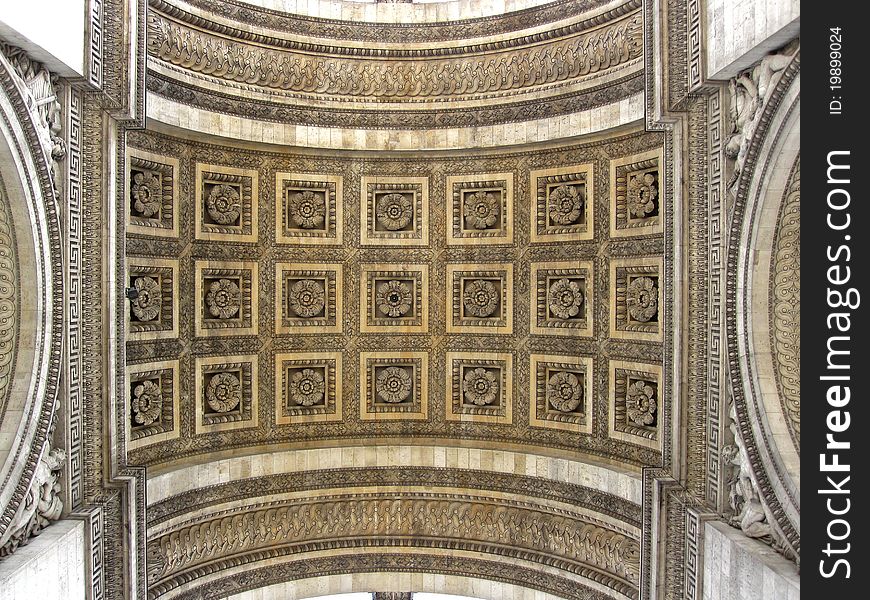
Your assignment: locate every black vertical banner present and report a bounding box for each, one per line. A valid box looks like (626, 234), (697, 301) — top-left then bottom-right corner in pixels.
(803, 5), (867, 597)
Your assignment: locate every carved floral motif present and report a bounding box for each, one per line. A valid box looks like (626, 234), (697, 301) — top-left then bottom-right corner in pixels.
(463, 191), (501, 230)
(548, 185), (584, 225)
(547, 371), (583, 413)
(626, 380), (656, 426)
(376, 280), (413, 318)
(132, 380), (163, 426)
(289, 368), (325, 406)
(206, 278), (241, 319)
(375, 193), (414, 231)
(548, 278), (584, 319)
(463, 279), (499, 318)
(627, 172), (658, 218)
(626, 276), (658, 322)
(131, 276), (161, 321)
(206, 372), (242, 413)
(205, 184), (242, 225)
(463, 368), (499, 406)
(131, 171), (162, 217)
(287, 191), (326, 229)
(288, 279), (326, 318)
(376, 366), (413, 403)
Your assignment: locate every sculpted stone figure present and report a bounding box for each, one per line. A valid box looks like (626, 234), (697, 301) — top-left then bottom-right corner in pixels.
(725, 46), (796, 190)
(0, 446), (66, 555)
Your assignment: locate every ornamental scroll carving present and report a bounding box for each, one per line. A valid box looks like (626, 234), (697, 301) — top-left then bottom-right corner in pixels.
(153, 496), (641, 586)
(148, 11), (642, 101)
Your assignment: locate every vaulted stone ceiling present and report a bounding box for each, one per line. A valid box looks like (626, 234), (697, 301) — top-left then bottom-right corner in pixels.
(125, 1), (670, 598)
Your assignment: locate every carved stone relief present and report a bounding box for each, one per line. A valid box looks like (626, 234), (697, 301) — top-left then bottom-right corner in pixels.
(609, 257), (663, 342)
(274, 352), (343, 425)
(126, 258), (179, 341)
(123, 128), (667, 469)
(530, 261), (594, 337)
(529, 354), (593, 433)
(609, 149), (664, 238)
(126, 360), (181, 450)
(126, 148), (179, 237)
(447, 174), (514, 245)
(445, 352), (514, 424)
(608, 360), (662, 451)
(194, 355), (259, 434)
(359, 352), (429, 421)
(276, 173), (343, 245)
(530, 164), (595, 243)
(275, 263), (343, 335)
(193, 260), (259, 337)
(769, 158), (800, 448)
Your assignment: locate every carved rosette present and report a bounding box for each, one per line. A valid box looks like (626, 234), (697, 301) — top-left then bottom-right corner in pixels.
(547, 371), (583, 413)
(206, 372), (242, 413)
(206, 278), (241, 320)
(287, 190), (326, 229)
(289, 368), (326, 407)
(462, 279), (499, 318)
(463, 368), (500, 406)
(547, 184), (584, 225)
(376, 366), (413, 404)
(626, 276), (658, 322)
(548, 278), (584, 320)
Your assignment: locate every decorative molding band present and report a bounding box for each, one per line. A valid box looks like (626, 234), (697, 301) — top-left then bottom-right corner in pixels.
(149, 494), (640, 598)
(146, 70), (644, 130)
(705, 86), (725, 510)
(66, 85), (85, 512)
(149, 551), (618, 600)
(69, 505), (106, 600)
(147, 10), (642, 102)
(147, 466), (642, 529)
(152, 0), (631, 44)
(683, 507), (715, 600)
(86, 0), (104, 90)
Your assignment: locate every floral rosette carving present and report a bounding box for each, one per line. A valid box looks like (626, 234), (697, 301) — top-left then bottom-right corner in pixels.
(376, 280), (413, 318)
(206, 372), (242, 413)
(131, 170), (162, 217)
(626, 380), (657, 426)
(375, 193), (413, 231)
(627, 172), (658, 218)
(547, 184), (583, 225)
(463, 191), (500, 229)
(546, 371), (583, 413)
(130, 276), (161, 322)
(463, 279), (499, 318)
(206, 184), (242, 225)
(376, 366), (413, 403)
(626, 276), (658, 322)
(548, 278), (584, 320)
(288, 279), (326, 318)
(131, 380), (162, 426)
(287, 190), (326, 229)
(463, 367), (499, 406)
(289, 368), (325, 406)
(206, 278), (241, 319)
